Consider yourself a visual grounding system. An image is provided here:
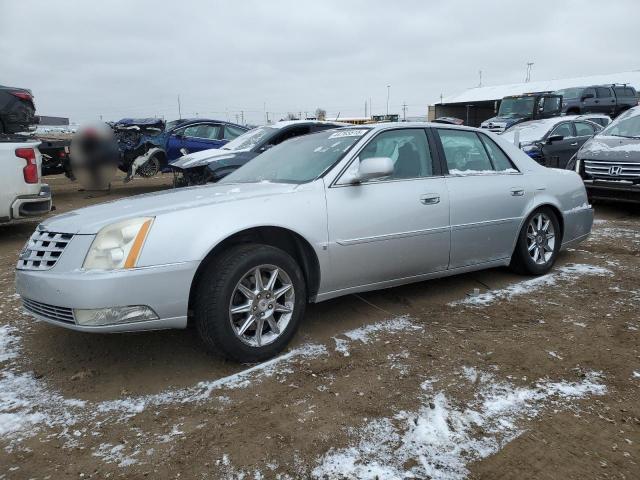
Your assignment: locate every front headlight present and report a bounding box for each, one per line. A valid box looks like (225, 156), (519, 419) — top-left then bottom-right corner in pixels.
(83, 217), (154, 270)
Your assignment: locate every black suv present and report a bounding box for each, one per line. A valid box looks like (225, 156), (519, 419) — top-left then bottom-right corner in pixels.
(554, 84), (638, 118)
(0, 85), (37, 134)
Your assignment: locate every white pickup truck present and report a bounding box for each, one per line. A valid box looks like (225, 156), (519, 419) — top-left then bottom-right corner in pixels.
(0, 135), (52, 224)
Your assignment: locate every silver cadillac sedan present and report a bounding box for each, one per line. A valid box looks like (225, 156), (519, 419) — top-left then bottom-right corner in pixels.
(16, 123), (593, 362)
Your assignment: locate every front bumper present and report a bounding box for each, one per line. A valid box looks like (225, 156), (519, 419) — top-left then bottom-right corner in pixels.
(15, 261), (199, 332)
(11, 185), (52, 219)
(584, 180), (640, 204)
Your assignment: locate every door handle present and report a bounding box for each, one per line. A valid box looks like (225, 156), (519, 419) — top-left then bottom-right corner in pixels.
(570, 142), (578, 146)
(510, 188), (525, 196)
(420, 194), (440, 205)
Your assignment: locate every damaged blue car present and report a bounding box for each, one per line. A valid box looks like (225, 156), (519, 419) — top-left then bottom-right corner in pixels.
(113, 118), (249, 180)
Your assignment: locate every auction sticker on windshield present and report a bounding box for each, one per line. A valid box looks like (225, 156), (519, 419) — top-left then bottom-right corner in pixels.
(328, 129), (368, 139)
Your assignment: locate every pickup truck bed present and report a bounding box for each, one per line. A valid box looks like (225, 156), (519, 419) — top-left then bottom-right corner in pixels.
(0, 135), (52, 224)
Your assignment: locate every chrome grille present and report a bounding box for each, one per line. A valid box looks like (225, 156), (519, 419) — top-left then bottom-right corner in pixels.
(584, 160), (640, 179)
(22, 298), (75, 324)
(17, 230), (74, 270)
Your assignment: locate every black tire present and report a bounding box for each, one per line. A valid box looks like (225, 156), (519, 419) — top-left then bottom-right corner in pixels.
(510, 207), (561, 275)
(194, 243), (306, 363)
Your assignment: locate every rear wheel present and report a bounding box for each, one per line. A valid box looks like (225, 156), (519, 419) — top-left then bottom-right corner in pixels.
(194, 244), (306, 362)
(510, 207), (561, 275)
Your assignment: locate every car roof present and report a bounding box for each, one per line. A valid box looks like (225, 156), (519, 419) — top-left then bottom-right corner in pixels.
(269, 120), (352, 129)
(170, 118), (247, 128)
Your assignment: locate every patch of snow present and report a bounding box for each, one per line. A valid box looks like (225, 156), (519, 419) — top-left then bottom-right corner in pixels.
(547, 351), (563, 360)
(341, 316), (421, 344)
(333, 337), (350, 357)
(313, 371), (605, 480)
(449, 264), (611, 307)
(633, 371), (640, 379)
(93, 443), (140, 467)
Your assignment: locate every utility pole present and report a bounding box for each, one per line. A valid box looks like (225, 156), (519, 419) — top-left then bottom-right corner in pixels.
(240, 111), (244, 125)
(364, 100), (367, 118)
(386, 85), (391, 118)
(177, 95), (182, 119)
(369, 97), (372, 118)
(478, 69), (483, 87)
(525, 62), (534, 82)
(402, 102), (408, 121)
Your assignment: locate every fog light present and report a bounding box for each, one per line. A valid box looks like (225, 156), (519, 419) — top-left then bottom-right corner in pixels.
(74, 306), (158, 326)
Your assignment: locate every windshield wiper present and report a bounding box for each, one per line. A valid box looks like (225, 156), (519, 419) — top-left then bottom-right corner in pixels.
(610, 134), (640, 139)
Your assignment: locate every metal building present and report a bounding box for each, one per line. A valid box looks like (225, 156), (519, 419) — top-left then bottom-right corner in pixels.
(431, 70), (640, 127)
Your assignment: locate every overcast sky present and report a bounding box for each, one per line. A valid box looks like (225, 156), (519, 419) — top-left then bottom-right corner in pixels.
(1, 0), (638, 124)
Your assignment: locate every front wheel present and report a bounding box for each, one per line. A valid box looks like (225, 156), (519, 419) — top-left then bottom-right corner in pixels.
(510, 207), (561, 275)
(194, 244), (306, 362)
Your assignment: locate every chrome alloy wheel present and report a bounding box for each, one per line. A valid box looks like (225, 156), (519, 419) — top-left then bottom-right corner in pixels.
(228, 264), (295, 347)
(526, 213), (556, 265)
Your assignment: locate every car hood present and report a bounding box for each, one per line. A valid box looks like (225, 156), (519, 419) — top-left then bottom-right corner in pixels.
(481, 116), (524, 128)
(40, 182), (299, 235)
(578, 135), (640, 162)
(170, 148), (249, 169)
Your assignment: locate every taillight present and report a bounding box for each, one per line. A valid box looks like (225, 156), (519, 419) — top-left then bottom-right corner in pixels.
(15, 148), (38, 184)
(11, 91), (33, 102)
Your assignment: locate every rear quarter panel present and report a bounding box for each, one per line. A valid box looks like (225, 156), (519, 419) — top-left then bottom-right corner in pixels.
(0, 141), (43, 220)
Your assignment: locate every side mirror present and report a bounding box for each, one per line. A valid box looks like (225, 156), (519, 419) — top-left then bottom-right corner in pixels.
(354, 156), (394, 183)
(547, 134), (564, 144)
(581, 93), (594, 101)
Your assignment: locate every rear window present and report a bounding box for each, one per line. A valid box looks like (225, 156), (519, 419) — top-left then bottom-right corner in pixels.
(614, 86), (636, 98)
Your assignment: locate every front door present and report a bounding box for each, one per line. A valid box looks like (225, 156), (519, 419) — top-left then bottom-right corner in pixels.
(434, 128), (530, 269)
(541, 121), (577, 168)
(324, 128), (450, 293)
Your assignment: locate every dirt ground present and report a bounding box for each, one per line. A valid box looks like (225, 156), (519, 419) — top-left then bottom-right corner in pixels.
(0, 174), (638, 479)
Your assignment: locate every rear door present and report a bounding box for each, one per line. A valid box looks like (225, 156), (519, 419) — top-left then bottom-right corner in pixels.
(596, 87), (616, 115)
(434, 128), (529, 269)
(540, 121), (577, 168)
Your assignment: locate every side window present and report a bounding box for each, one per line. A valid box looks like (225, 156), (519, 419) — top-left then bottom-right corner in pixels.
(200, 124), (222, 139)
(224, 125), (246, 140)
(574, 121), (595, 136)
(550, 123), (574, 138)
(478, 134), (518, 172)
(312, 124), (337, 133)
(541, 96), (561, 114)
(583, 87), (596, 99)
(596, 87), (612, 98)
(269, 125), (311, 146)
(358, 129), (433, 179)
(183, 124), (221, 139)
(436, 129), (493, 174)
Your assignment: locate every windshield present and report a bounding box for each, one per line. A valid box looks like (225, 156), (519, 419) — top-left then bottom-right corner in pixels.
(497, 97), (536, 118)
(553, 88), (583, 99)
(221, 128), (368, 184)
(501, 121), (550, 144)
(221, 126), (276, 151)
(600, 109), (640, 138)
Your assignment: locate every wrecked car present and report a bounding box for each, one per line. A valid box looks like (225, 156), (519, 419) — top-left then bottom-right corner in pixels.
(113, 118), (249, 181)
(170, 120), (348, 186)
